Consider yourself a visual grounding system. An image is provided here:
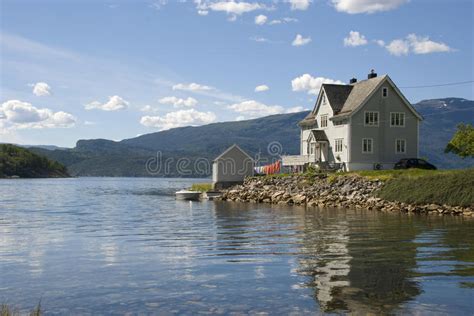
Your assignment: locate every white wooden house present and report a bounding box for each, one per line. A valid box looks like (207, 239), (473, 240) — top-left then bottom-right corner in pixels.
(282, 71), (423, 171)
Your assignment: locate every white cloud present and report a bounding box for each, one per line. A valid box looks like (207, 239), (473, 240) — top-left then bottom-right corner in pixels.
(292, 34), (311, 46)
(140, 105), (157, 112)
(383, 34), (453, 56)
(291, 74), (344, 95)
(149, 0), (168, 10)
(255, 84), (269, 92)
(268, 17), (298, 25)
(196, 1), (267, 16)
(172, 82), (214, 91)
(343, 31), (368, 47)
(0, 100), (76, 129)
(255, 14), (268, 25)
(375, 39), (385, 47)
(228, 100), (284, 118)
(332, 0), (408, 14)
(197, 10), (209, 15)
(250, 36), (270, 43)
(159, 96), (198, 107)
(31, 82), (52, 96)
(84, 95), (129, 111)
(286, 106), (307, 113)
(286, 0), (312, 10)
(385, 39), (410, 56)
(140, 109), (216, 130)
(406, 33), (453, 54)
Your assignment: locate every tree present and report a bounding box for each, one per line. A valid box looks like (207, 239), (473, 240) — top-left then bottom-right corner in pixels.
(444, 123), (474, 158)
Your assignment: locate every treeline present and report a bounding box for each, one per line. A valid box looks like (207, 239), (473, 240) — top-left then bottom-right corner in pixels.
(0, 144), (70, 178)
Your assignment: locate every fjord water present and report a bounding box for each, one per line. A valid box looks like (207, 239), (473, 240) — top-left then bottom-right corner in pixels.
(1, 178), (473, 315)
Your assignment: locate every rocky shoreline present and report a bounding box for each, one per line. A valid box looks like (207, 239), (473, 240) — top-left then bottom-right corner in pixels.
(216, 175), (474, 217)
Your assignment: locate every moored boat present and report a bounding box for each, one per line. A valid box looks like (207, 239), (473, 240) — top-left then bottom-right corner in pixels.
(175, 190), (201, 201)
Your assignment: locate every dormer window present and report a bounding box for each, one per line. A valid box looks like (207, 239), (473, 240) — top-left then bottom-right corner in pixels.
(322, 94), (326, 104)
(382, 87), (388, 98)
(320, 114), (328, 128)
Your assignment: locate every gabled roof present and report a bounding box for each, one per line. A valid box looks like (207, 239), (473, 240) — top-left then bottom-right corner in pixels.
(299, 85), (352, 127)
(298, 111), (317, 127)
(213, 144), (254, 162)
(336, 75), (386, 116)
(298, 74), (422, 125)
(323, 84), (353, 114)
(308, 130), (328, 142)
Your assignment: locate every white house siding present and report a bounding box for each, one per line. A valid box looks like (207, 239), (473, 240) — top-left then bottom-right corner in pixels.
(309, 90), (350, 163)
(212, 146), (254, 189)
(301, 127), (312, 155)
(348, 83), (419, 170)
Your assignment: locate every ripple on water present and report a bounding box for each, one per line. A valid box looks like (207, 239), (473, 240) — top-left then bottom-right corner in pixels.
(0, 178), (473, 314)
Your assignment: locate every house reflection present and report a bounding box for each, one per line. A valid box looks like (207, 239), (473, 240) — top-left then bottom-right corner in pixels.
(296, 209), (421, 314)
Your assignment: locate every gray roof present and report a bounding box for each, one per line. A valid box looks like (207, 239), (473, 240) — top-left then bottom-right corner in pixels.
(213, 144), (253, 162)
(298, 111), (317, 127)
(323, 84), (354, 114)
(298, 75), (387, 125)
(336, 75), (386, 117)
(308, 130), (328, 141)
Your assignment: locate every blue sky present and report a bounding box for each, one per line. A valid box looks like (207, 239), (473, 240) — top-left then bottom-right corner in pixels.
(1, 0), (472, 147)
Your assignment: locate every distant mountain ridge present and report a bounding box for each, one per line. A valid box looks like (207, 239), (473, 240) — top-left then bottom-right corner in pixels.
(29, 97), (473, 177)
(0, 144), (69, 178)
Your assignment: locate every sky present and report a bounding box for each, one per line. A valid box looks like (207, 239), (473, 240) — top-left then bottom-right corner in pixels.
(1, 0), (473, 147)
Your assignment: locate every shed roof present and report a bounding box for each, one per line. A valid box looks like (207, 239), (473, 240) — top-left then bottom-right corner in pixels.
(213, 144), (254, 162)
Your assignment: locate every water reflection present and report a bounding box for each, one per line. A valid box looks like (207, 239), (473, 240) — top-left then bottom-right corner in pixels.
(0, 179), (473, 314)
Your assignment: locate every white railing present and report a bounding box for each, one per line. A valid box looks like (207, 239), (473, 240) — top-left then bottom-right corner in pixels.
(281, 155), (316, 166)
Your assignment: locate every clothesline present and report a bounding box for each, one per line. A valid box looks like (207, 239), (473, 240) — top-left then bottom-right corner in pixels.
(254, 160), (281, 175)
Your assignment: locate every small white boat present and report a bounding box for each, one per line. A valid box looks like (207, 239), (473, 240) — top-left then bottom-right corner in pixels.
(175, 190), (201, 201)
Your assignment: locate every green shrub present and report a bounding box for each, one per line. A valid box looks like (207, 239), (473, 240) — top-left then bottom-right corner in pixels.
(190, 183), (213, 192)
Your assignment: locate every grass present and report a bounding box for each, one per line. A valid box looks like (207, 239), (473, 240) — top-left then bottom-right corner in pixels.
(377, 168), (474, 207)
(190, 183), (213, 192)
(328, 168), (449, 182)
(1, 302), (41, 316)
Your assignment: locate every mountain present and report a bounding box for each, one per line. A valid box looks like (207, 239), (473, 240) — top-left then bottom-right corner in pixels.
(29, 98), (473, 177)
(0, 144), (70, 178)
(415, 98), (474, 169)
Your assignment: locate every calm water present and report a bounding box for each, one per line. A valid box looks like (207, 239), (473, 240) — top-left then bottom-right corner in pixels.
(1, 178), (473, 315)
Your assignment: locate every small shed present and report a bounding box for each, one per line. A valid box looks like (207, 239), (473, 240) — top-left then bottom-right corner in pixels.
(212, 144), (254, 190)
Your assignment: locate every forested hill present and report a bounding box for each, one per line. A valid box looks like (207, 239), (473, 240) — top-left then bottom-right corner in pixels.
(0, 144), (70, 178)
(29, 98), (473, 177)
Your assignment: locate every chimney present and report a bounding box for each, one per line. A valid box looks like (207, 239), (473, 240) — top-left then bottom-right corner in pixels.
(368, 69), (377, 79)
(349, 77), (357, 84)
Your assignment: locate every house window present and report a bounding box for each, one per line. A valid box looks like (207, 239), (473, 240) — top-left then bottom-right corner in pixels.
(364, 111), (379, 126)
(310, 143), (314, 155)
(382, 87), (388, 98)
(335, 139), (343, 153)
(362, 138), (373, 153)
(321, 115), (328, 128)
(390, 112), (405, 127)
(396, 139), (406, 154)
(322, 94), (326, 104)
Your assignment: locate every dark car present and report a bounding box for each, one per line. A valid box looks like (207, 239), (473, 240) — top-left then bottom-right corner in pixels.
(394, 158), (437, 170)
